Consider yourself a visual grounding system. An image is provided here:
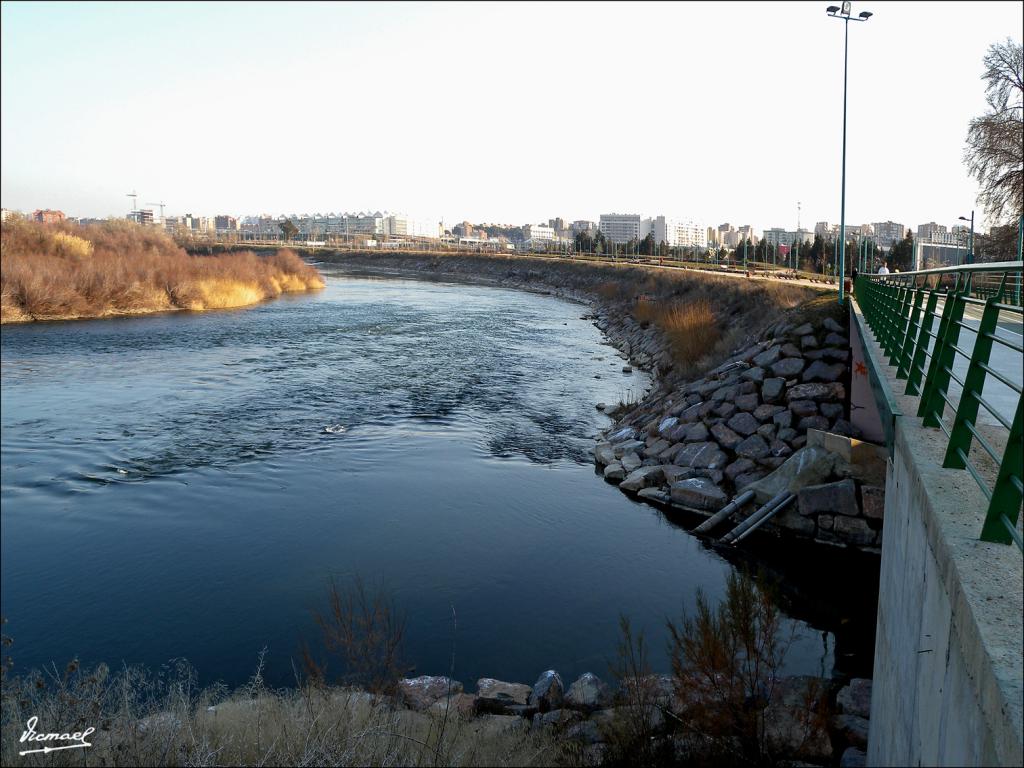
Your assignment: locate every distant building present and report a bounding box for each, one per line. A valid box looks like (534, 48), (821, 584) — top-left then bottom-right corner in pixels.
(215, 215), (238, 232)
(547, 218), (566, 233)
(652, 216), (705, 248)
(872, 221), (906, 249)
(1, 208), (23, 223)
(570, 220), (597, 234)
(32, 209), (67, 224)
(763, 227), (814, 247)
(737, 225), (758, 245)
(599, 213), (647, 244)
(916, 222), (948, 241)
(127, 209), (154, 226)
(523, 224), (555, 242)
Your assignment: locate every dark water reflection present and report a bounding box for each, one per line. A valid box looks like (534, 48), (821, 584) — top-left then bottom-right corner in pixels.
(1, 274), (875, 688)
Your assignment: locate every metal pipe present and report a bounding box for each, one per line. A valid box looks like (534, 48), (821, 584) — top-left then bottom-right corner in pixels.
(693, 490), (755, 534)
(719, 490), (792, 544)
(731, 493), (796, 544)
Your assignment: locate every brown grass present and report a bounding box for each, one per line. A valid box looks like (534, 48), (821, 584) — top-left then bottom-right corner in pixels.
(0, 219), (324, 323)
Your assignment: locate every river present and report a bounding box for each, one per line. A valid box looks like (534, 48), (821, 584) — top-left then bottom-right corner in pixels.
(0, 271), (876, 689)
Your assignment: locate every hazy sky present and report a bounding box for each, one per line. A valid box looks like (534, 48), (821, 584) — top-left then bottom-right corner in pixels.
(2, 1), (1021, 234)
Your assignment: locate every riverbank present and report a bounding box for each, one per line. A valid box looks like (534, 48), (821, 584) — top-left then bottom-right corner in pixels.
(308, 251), (882, 553)
(0, 220), (324, 323)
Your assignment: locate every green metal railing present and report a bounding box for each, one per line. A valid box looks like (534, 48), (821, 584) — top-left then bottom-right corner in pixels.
(854, 261), (1023, 550)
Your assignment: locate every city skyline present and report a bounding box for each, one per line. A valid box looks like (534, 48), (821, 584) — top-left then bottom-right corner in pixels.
(2, 1), (1022, 234)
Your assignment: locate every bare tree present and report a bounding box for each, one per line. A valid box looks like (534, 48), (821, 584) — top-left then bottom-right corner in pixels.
(964, 38), (1024, 224)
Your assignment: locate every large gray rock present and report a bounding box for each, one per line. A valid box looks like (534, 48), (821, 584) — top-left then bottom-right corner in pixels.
(684, 422), (709, 442)
(724, 458), (756, 480)
(836, 678), (872, 719)
(774, 507), (816, 535)
(735, 393), (760, 412)
(710, 422), (743, 450)
(820, 402), (845, 420)
(679, 402), (705, 423)
(762, 377), (786, 403)
(620, 452), (642, 473)
(530, 670), (564, 713)
(831, 714), (870, 749)
(754, 403), (784, 422)
(727, 412), (760, 437)
(834, 516), (876, 546)
(643, 438), (671, 457)
(613, 439), (645, 458)
(398, 676), (464, 710)
(803, 360), (846, 383)
(745, 446), (838, 504)
(824, 331), (847, 347)
(742, 366), (766, 383)
(735, 434), (771, 459)
(656, 416), (679, 437)
(823, 317), (844, 333)
(476, 678), (533, 714)
(532, 708), (583, 730)
(798, 415), (831, 432)
(619, 465), (666, 492)
(713, 401), (738, 419)
(798, 478), (859, 517)
(663, 465), (696, 484)
(603, 462), (625, 481)
(594, 443), (617, 466)
(792, 323), (814, 336)
(674, 441), (728, 469)
(670, 477), (728, 511)
(801, 334), (819, 349)
(781, 342), (802, 358)
(789, 399), (818, 418)
(771, 357), (805, 379)
(860, 485), (885, 519)
(607, 427), (638, 444)
(773, 409), (793, 429)
(565, 673), (613, 712)
(753, 345), (782, 368)
(786, 382), (846, 402)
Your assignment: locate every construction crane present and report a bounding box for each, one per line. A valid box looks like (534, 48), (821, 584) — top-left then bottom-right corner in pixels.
(126, 190), (137, 212)
(146, 201), (167, 221)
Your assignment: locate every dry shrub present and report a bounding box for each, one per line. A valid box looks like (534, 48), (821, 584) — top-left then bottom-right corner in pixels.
(655, 298), (720, 364)
(666, 570), (828, 765)
(302, 577), (408, 696)
(0, 219), (323, 323)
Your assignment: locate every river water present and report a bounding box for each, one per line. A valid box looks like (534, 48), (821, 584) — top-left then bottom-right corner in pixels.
(0, 272), (876, 689)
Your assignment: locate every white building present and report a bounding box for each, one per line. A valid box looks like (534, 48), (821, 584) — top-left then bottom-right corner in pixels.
(599, 213), (648, 244)
(651, 216), (706, 248)
(523, 224), (555, 242)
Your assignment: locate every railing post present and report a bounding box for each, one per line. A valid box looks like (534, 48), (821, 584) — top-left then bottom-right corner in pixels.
(980, 392), (1023, 545)
(918, 273), (970, 426)
(896, 280), (925, 380)
(906, 283), (941, 396)
(943, 281), (1004, 468)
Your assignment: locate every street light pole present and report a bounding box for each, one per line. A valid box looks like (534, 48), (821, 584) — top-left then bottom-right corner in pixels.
(959, 212), (974, 264)
(827, 3), (872, 303)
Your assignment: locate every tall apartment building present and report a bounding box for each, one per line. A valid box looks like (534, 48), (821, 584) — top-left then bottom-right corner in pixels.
(763, 227), (814, 247)
(871, 221), (906, 249)
(916, 222), (948, 241)
(737, 225), (757, 245)
(599, 213), (647, 244)
(127, 209), (154, 226)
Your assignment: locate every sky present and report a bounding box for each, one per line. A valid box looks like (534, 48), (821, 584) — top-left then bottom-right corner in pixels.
(1, 1), (1021, 234)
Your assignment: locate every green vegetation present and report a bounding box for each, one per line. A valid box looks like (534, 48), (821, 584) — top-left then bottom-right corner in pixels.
(0, 219), (324, 323)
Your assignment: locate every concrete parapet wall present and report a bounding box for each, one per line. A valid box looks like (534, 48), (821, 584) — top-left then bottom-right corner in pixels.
(861, 312), (1023, 766)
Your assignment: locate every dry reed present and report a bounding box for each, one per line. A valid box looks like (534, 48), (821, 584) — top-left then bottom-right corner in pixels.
(0, 219), (324, 323)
